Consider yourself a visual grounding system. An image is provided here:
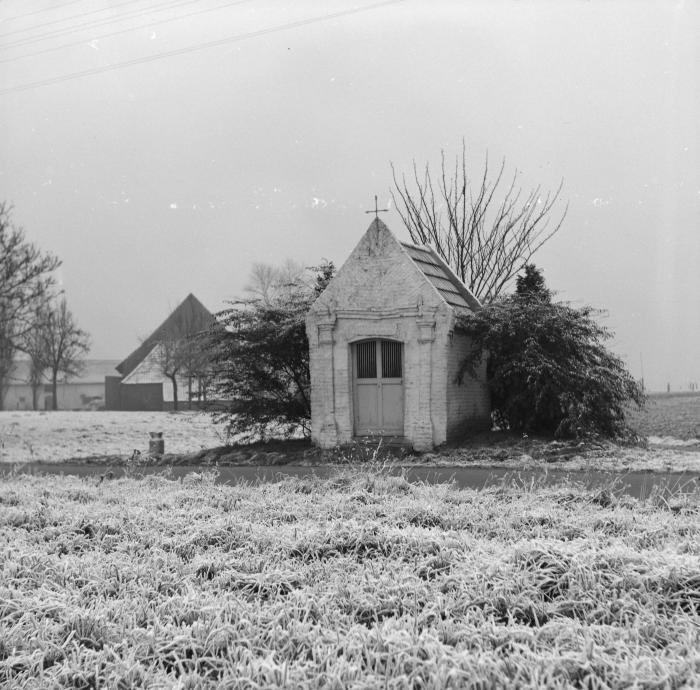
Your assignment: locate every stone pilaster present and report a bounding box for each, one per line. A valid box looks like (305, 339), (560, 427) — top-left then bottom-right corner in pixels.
(413, 318), (435, 451)
(316, 318), (337, 447)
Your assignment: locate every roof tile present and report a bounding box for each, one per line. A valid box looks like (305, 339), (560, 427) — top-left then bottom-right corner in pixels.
(400, 242), (480, 312)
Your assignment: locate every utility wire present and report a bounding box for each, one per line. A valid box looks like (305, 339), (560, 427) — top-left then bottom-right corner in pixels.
(1, 0), (200, 49)
(0, 0), (145, 39)
(0, 0), (252, 64)
(0, 0), (404, 96)
(2, 0), (87, 23)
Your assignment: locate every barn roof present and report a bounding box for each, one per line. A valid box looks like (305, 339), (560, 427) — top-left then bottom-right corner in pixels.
(400, 242), (481, 313)
(116, 293), (214, 377)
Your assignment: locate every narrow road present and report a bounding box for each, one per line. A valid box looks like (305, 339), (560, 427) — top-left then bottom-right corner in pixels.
(10, 462), (700, 499)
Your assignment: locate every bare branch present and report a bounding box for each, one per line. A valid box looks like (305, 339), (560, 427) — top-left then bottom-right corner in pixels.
(33, 298), (91, 410)
(0, 203), (61, 408)
(391, 142), (566, 302)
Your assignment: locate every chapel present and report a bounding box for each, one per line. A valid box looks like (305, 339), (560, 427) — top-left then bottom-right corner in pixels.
(306, 218), (490, 451)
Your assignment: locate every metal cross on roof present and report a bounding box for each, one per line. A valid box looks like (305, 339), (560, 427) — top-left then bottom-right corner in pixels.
(365, 195), (389, 220)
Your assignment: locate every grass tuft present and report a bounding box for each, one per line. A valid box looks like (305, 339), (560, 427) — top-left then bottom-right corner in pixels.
(1, 469), (698, 687)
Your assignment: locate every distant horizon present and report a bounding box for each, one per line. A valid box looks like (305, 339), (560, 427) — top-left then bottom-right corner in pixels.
(7, 356), (697, 396)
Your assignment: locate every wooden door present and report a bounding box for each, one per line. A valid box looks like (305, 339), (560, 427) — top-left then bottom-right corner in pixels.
(353, 339), (404, 436)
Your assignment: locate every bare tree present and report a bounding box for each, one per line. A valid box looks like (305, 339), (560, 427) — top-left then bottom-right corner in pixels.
(20, 308), (49, 410)
(158, 334), (215, 410)
(154, 334), (186, 412)
(155, 334), (217, 411)
(150, 296), (214, 411)
(39, 298), (91, 410)
(0, 336), (16, 412)
(391, 141), (567, 302)
(245, 260), (305, 306)
(0, 203), (60, 408)
(245, 263), (278, 305)
(179, 337), (215, 406)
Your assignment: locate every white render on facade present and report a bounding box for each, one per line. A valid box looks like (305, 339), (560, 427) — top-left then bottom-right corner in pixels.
(306, 219), (490, 452)
(121, 344), (191, 403)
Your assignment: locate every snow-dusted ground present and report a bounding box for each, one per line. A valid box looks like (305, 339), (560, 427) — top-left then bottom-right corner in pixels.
(647, 435), (700, 447)
(1, 410), (699, 473)
(0, 411), (226, 464)
(426, 446), (700, 474)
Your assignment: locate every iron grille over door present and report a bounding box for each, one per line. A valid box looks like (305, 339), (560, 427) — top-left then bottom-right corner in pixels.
(356, 341), (377, 379)
(353, 339), (403, 436)
(381, 340), (402, 378)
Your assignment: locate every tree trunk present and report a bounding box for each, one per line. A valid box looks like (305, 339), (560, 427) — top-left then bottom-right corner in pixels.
(187, 376), (193, 410)
(0, 356), (13, 412)
(169, 374), (178, 411)
(51, 371), (58, 410)
(32, 384), (40, 410)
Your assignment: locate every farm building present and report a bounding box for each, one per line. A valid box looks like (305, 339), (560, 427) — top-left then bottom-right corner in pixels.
(105, 293), (214, 411)
(306, 218), (490, 451)
(2, 359), (120, 411)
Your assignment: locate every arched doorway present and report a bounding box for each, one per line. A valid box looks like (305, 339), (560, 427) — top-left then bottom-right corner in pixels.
(353, 339), (404, 436)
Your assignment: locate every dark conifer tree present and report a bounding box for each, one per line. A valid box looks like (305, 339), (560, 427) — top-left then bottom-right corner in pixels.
(459, 266), (644, 439)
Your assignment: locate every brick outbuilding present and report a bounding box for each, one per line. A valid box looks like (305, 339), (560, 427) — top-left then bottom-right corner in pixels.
(306, 219), (490, 451)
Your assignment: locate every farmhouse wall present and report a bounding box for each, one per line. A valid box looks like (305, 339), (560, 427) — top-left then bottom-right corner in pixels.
(52, 382), (106, 411)
(4, 381), (107, 410)
(2, 384), (33, 410)
(119, 383), (164, 411)
(105, 376), (122, 411)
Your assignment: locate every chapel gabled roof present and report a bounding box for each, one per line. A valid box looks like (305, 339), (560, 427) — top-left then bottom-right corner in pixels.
(116, 293), (214, 377)
(307, 218), (482, 318)
(400, 242), (481, 313)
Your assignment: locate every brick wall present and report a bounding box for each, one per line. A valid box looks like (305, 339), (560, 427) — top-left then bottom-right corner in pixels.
(446, 330), (491, 440)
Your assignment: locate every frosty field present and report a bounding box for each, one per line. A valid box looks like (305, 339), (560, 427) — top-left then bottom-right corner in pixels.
(2, 394), (700, 472)
(626, 392), (700, 441)
(0, 411), (225, 464)
(1, 398), (699, 687)
(1, 469), (699, 689)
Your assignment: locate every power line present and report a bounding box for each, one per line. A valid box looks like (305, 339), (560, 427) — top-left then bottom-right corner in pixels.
(0, 0), (405, 96)
(0, 0), (253, 64)
(1, 0), (87, 23)
(0, 0), (198, 50)
(1, 0), (199, 49)
(0, 0), (145, 39)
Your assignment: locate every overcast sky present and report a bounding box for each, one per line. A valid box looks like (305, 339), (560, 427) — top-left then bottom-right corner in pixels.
(1, 0), (698, 391)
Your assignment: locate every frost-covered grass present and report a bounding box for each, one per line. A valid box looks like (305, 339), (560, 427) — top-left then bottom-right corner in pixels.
(1, 468), (699, 688)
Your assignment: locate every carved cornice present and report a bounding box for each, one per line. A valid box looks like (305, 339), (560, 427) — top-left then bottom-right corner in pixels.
(313, 307), (439, 344)
(346, 323), (401, 342)
(334, 307), (421, 320)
